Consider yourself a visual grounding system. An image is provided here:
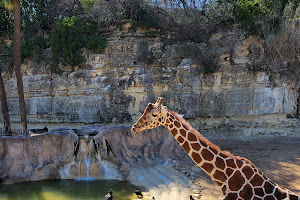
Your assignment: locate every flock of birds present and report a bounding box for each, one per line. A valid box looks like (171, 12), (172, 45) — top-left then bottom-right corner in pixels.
(103, 189), (195, 200)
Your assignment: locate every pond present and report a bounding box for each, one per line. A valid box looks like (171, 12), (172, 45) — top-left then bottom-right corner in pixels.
(0, 179), (141, 200)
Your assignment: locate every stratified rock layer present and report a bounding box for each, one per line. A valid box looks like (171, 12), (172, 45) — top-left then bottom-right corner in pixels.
(1, 29), (299, 132)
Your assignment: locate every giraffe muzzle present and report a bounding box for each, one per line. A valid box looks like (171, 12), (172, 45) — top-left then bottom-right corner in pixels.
(131, 125), (138, 134)
(131, 125), (141, 134)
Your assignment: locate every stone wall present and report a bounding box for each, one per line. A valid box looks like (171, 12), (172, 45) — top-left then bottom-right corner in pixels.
(1, 29), (299, 130)
(0, 131), (78, 184)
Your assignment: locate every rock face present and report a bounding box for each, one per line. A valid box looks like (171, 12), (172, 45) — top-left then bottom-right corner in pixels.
(1, 29), (299, 131)
(0, 131), (78, 184)
(0, 124), (187, 184)
(91, 125), (186, 172)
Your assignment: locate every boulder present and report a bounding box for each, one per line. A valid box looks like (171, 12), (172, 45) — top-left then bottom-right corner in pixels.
(0, 130), (78, 184)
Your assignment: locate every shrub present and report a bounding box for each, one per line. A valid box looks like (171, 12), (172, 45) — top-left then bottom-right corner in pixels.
(86, 35), (107, 53)
(0, 42), (13, 68)
(0, 6), (13, 37)
(231, 0), (289, 37)
(120, 0), (158, 28)
(50, 17), (86, 66)
(21, 0), (56, 32)
(232, 0), (265, 36)
(81, 0), (95, 11)
(136, 4), (158, 28)
(50, 17), (107, 66)
(22, 36), (48, 62)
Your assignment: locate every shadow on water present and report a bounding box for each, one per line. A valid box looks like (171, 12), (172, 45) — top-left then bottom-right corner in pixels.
(0, 179), (139, 200)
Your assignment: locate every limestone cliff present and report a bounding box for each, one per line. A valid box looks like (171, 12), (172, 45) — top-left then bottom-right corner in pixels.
(1, 28), (299, 134)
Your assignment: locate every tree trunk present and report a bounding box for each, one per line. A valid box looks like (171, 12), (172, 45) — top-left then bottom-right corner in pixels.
(0, 72), (12, 135)
(13, 0), (27, 136)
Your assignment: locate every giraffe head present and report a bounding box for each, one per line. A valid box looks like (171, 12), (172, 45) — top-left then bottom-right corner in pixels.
(131, 97), (168, 134)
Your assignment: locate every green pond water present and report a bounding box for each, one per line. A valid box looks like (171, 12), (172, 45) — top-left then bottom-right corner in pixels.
(0, 179), (141, 200)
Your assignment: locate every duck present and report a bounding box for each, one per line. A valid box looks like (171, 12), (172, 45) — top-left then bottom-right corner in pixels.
(133, 189), (143, 198)
(104, 189), (113, 200)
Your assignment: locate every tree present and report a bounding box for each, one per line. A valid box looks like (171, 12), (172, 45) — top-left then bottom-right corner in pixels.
(13, 0), (27, 136)
(1, 0), (28, 136)
(0, 69), (12, 135)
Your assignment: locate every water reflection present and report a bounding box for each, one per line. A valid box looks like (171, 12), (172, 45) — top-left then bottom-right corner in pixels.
(0, 179), (139, 200)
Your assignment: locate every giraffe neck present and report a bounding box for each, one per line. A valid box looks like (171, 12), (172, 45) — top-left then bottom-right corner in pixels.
(163, 110), (241, 188)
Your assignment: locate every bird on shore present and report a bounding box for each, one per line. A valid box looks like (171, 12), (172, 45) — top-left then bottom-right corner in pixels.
(104, 189), (113, 200)
(190, 195), (194, 200)
(133, 189), (143, 198)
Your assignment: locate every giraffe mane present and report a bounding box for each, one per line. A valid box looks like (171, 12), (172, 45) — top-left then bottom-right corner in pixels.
(167, 109), (255, 166)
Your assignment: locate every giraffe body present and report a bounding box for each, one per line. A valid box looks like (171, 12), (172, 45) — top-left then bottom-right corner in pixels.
(131, 97), (300, 200)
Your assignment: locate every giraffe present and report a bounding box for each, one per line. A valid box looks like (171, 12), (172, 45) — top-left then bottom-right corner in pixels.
(131, 97), (300, 200)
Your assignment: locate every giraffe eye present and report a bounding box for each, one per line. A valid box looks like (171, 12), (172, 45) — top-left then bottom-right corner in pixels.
(152, 114), (157, 117)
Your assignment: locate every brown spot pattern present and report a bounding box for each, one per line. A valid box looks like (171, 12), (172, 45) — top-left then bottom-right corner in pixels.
(274, 188), (287, 199)
(216, 181), (223, 186)
(201, 163), (214, 173)
(213, 170), (227, 182)
(169, 124), (173, 129)
(177, 136), (184, 143)
(264, 181), (274, 194)
(254, 188), (265, 197)
(236, 159), (243, 168)
(188, 132), (197, 141)
(191, 152), (202, 164)
(226, 168), (234, 176)
(226, 159), (236, 168)
(264, 195), (275, 200)
(171, 128), (177, 137)
(222, 185), (227, 194)
(219, 152), (228, 159)
(215, 157), (225, 170)
(240, 184), (253, 199)
(210, 147), (218, 154)
(182, 141), (190, 153)
(228, 171), (245, 191)
(202, 149), (214, 161)
(289, 194), (299, 200)
(242, 166), (254, 179)
(174, 121), (181, 128)
(191, 143), (201, 151)
(179, 129), (187, 137)
(224, 193), (238, 200)
(250, 174), (264, 187)
(199, 140), (207, 147)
